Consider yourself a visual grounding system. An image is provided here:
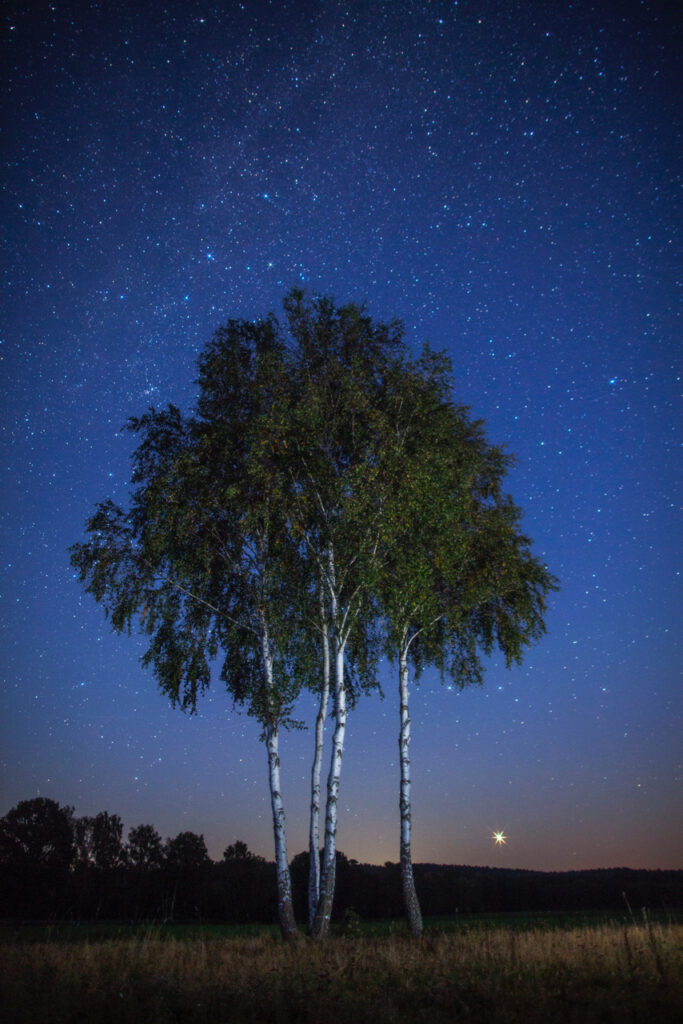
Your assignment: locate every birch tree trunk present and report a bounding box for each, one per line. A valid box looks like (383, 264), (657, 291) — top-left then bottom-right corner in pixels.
(311, 639), (346, 938)
(399, 639), (424, 937)
(260, 618), (298, 940)
(308, 606), (330, 929)
(265, 721), (298, 938)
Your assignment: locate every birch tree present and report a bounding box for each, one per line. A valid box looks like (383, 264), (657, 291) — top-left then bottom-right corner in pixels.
(70, 319), (306, 939)
(306, 579), (330, 930)
(375, 349), (559, 935)
(278, 291), (399, 937)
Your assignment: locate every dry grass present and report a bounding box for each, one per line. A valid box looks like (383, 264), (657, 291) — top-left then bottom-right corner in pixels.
(1, 921), (681, 1023)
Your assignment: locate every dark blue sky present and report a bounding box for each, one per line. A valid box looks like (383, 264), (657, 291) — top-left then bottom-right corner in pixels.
(1, 0), (680, 871)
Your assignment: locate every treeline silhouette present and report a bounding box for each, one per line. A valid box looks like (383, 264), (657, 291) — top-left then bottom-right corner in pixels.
(1, 798), (680, 922)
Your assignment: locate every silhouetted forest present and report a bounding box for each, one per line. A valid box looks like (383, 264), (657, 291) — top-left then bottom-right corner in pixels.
(1, 798), (680, 922)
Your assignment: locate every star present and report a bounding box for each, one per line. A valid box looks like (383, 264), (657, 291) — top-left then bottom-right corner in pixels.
(492, 830), (508, 846)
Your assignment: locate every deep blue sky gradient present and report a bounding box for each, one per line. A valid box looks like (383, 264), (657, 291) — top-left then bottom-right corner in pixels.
(1, 0), (680, 870)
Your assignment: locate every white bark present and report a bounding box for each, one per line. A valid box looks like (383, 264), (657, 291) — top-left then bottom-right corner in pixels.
(311, 546), (349, 938)
(308, 605), (330, 929)
(260, 617), (297, 938)
(399, 636), (423, 936)
(312, 637), (347, 938)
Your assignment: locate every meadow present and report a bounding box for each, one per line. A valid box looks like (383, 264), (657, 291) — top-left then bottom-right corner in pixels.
(1, 914), (680, 1023)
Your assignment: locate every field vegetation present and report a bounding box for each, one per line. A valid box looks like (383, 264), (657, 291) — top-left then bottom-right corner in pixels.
(1, 915), (680, 1023)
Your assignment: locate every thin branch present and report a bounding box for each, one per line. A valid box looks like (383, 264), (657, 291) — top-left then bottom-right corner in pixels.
(405, 612), (445, 652)
(145, 562), (260, 638)
(338, 584), (363, 639)
(289, 448), (329, 524)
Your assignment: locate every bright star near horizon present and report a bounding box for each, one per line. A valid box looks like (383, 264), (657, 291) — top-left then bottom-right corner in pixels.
(492, 830), (508, 846)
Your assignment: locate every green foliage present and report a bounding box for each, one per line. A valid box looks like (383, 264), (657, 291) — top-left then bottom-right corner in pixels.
(369, 345), (559, 684)
(69, 308), (311, 728)
(71, 287), (557, 719)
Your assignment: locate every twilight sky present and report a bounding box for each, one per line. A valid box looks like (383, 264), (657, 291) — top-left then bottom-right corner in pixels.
(1, 0), (680, 873)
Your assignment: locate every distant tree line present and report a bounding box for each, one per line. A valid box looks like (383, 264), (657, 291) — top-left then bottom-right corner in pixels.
(1, 798), (680, 923)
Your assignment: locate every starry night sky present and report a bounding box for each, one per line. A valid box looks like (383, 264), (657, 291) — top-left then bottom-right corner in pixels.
(1, 0), (680, 872)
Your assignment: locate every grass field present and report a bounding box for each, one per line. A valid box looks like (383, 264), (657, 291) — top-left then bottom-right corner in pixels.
(1, 914), (681, 1023)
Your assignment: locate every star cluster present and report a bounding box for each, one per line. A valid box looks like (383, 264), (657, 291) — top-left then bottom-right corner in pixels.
(1, 0), (680, 870)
